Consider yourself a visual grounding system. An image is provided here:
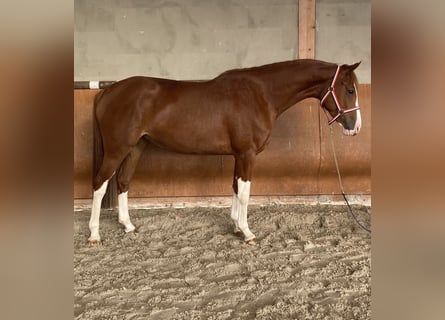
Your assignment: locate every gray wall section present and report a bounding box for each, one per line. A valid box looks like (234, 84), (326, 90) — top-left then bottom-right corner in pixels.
(75, 0), (299, 81)
(75, 0), (370, 83)
(316, 0), (371, 83)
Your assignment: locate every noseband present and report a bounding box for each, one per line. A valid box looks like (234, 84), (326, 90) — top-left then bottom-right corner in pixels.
(320, 66), (360, 125)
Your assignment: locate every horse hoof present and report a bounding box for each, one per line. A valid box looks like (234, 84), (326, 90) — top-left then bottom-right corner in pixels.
(246, 239), (256, 246)
(88, 239), (102, 246)
(125, 225), (136, 233)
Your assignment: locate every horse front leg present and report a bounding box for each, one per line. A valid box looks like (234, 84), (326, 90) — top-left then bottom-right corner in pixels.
(236, 178), (256, 244)
(231, 152), (256, 245)
(231, 192), (241, 236)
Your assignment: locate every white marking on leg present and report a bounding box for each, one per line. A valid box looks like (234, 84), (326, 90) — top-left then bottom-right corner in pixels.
(236, 178), (255, 241)
(88, 180), (108, 242)
(231, 193), (241, 233)
(118, 191), (136, 233)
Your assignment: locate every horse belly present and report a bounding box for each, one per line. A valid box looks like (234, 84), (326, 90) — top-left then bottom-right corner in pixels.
(141, 83), (238, 155)
(147, 118), (232, 155)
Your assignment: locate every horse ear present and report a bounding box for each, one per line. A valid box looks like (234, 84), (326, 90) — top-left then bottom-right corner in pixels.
(340, 62), (360, 84)
(343, 61), (361, 72)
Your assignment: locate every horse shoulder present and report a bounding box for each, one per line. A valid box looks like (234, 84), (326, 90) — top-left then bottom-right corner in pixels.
(213, 75), (276, 153)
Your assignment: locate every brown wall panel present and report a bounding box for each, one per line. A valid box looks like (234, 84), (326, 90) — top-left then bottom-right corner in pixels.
(74, 85), (371, 199)
(74, 90), (94, 198)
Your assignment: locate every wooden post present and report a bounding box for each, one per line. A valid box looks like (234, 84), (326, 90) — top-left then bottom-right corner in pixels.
(298, 0), (316, 59)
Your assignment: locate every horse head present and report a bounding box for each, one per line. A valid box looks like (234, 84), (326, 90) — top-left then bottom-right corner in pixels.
(321, 62), (362, 136)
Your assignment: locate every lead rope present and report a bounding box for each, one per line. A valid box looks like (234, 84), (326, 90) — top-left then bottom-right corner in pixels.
(329, 126), (371, 233)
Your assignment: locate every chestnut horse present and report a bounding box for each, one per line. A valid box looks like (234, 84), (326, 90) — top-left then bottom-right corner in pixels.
(88, 59), (361, 245)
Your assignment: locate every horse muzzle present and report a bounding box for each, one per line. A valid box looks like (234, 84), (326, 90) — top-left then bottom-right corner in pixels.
(341, 109), (362, 136)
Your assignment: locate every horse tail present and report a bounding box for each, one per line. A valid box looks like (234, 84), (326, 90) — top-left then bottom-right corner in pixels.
(93, 89), (104, 190)
(92, 89), (118, 208)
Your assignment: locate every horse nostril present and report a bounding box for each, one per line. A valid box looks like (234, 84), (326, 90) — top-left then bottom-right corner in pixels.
(344, 118), (355, 130)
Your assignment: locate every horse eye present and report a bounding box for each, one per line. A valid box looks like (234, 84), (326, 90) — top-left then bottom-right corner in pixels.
(347, 88), (355, 94)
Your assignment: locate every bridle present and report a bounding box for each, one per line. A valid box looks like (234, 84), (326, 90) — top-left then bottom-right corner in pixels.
(321, 66), (371, 234)
(320, 66), (360, 125)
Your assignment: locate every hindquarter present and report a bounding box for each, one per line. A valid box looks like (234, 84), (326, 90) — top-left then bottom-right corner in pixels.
(95, 77), (159, 153)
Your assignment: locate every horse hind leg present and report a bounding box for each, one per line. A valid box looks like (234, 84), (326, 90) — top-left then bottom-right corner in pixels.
(88, 150), (131, 245)
(88, 158), (121, 245)
(88, 179), (109, 245)
(116, 139), (147, 233)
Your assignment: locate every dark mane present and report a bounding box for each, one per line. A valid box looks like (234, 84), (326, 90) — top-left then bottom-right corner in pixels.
(215, 59), (336, 79)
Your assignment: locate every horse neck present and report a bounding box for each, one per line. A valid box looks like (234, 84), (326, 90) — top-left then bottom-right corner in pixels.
(254, 60), (337, 116)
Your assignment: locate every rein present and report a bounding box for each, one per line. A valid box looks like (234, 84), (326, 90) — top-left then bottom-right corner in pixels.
(320, 66), (360, 125)
(329, 126), (371, 233)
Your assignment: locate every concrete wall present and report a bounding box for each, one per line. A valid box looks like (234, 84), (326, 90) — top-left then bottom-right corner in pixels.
(75, 0), (299, 81)
(75, 0), (371, 82)
(316, 0), (371, 83)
